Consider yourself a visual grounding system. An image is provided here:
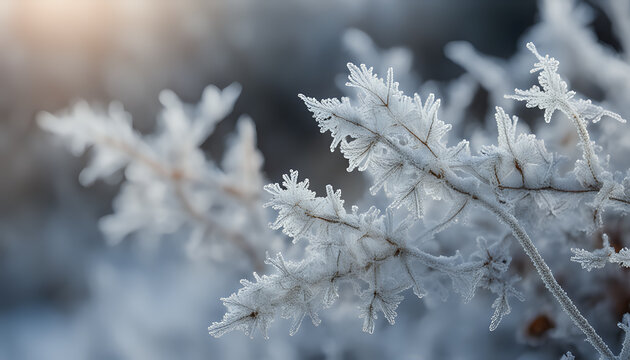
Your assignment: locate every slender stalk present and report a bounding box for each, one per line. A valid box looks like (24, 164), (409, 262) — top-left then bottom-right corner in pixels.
(483, 200), (615, 359)
(444, 170), (615, 358)
(430, 166), (615, 359)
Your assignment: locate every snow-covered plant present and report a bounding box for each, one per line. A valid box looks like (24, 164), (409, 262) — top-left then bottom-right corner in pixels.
(39, 84), (274, 270)
(37, 82), (412, 360)
(571, 234), (630, 271)
(211, 43), (630, 359)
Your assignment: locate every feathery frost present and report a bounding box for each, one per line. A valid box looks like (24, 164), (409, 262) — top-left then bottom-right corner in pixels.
(40, 84), (272, 268)
(210, 170), (511, 337)
(570, 234), (630, 270)
(213, 42), (630, 360)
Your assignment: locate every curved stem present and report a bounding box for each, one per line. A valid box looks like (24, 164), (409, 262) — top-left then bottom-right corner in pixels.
(443, 175), (616, 359)
(482, 200), (615, 359)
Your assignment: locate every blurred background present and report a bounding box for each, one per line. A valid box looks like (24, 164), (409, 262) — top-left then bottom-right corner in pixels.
(1, 0), (627, 359)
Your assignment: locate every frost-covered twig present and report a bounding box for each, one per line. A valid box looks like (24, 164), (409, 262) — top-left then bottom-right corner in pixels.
(571, 234), (630, 271)
(507, 42), (625, 188)
(39, 84), (271, 270)
(209, 171), (514, 338)
(212, 43), (630, 359)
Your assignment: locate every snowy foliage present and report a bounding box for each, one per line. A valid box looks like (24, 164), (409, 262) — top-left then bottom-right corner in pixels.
(210, 170), (509, 338)
(30, 1), (630, 359)
(39, 84), (274, 269)
(507, 42), (625, 188)
(212, 42), (630, 360)
(570, 234), (630, 271)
